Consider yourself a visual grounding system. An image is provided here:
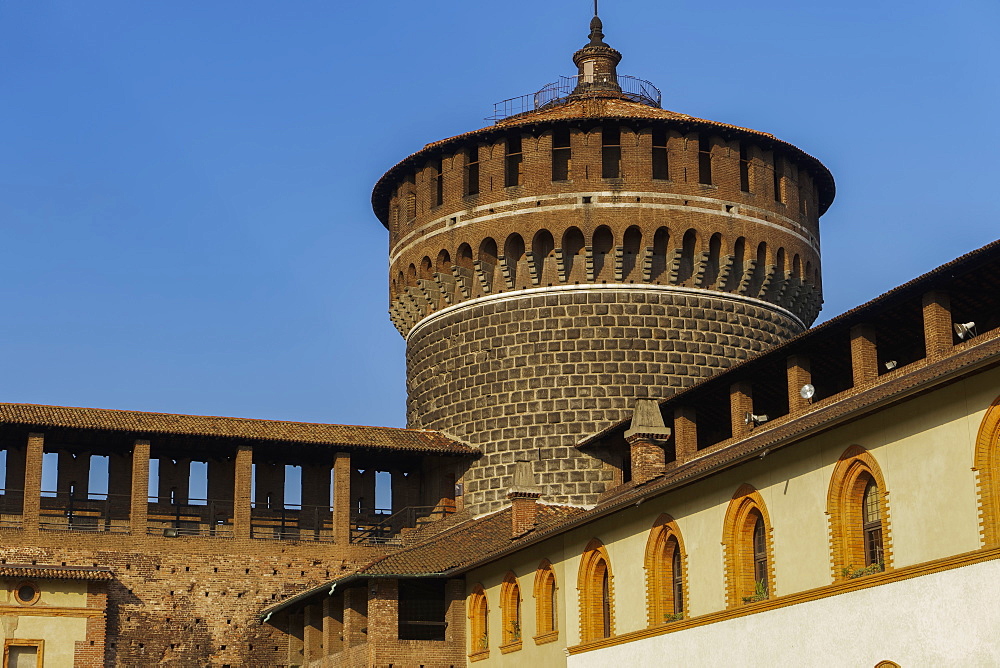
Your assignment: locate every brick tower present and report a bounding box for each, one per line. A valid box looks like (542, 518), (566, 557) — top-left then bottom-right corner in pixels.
(371, 11), (835, 514)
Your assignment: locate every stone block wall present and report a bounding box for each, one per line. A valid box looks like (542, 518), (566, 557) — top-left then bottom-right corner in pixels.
(406, 286), (803, 513)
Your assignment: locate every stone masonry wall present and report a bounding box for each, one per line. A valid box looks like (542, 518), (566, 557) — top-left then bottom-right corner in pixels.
(0, 531), (386, 667)
(406, 286), (803, 514)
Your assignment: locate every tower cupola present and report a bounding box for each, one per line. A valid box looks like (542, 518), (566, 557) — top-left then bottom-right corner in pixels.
(572, 6), (622, 95)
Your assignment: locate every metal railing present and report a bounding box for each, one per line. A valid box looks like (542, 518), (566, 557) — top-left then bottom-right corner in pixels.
(250, 502), (336, 542)
(147, 497), (235, 537)
(39, 491), (131, 533)
(352, 505), (454, 545)
(489, 74), (661, 121)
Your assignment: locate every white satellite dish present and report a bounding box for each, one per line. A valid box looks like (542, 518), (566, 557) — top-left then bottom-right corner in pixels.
(800, 384), (816, 400)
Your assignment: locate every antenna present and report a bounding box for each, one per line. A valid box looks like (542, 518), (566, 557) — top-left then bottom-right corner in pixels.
(595, 0), (599, 16)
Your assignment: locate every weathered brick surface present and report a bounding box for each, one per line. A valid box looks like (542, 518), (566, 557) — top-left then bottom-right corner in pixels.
(0, 531), (384, 667)
(406, 288), (802, 513)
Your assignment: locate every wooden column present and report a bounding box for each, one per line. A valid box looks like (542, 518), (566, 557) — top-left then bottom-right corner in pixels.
(673, 407), (698, 462)
(22, 433), (44, 532)
(922, 289), (953, 358)
(850, 323), (879, 385)
(130, 439), (150, 535)
(787, 354), (812, 412)
(332, 452), (352, 545)
(234, 445), (253, 540)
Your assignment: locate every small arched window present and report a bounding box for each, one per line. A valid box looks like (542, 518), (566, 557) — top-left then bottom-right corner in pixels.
(827, 446), (892, 579)
(533, 560), (558, 644)
(500, 572), (522, 651)
(468, 584), (489, 659)
(578, 539), (614, 642)
(722, 484), (774, 607)
(863, 478), (884, 567)
(643, 515), (686, 625)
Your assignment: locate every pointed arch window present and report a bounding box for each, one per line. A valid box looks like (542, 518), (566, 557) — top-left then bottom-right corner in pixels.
(722, 484), (775, 607)
(468, 584), (490, 661)
(533, 560), (558, 644)
(973, 395), (1000, 548)
(827, 445), (892, 580)
(644, 515), (687, 625)
(578, 539), (614, 642)
(499, 572), (522, 652)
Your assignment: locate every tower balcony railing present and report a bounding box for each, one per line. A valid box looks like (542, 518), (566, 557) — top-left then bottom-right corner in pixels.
(147, 497), (235, 538)
(250, 501), (336, 542)
(39, 491), (131, 533)
(489, 74), (661, 121)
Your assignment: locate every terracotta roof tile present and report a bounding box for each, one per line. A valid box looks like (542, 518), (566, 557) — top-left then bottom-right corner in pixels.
(0, 403), (476, 455)
(0, 564), (113, 581)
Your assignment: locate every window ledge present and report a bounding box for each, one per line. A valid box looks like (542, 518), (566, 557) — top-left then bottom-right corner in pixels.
(533, 630), (559, 645)
(499, 640), (523, 654)
(468, 648), (490, 662)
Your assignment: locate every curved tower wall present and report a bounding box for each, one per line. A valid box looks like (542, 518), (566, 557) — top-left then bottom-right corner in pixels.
(375, 110), (834, 513)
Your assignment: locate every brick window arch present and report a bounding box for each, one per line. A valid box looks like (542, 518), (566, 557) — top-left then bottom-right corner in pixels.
(974, 395), (1000, 547)
(578, 538), (615, 642)
(722, 484), (775, 607)
(827, 445), (893, 579)
(468, 584), (489, 660)
(499, 572), (522, 652)
(532, 560), (558, 644)
(643, 514), (688, 626)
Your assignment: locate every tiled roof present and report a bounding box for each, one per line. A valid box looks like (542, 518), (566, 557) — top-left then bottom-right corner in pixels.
(371, 95), (836, 224)
(0, 564), (113, 581)
(0, 403), (476, 455)
(360, 504), (582, 577)
(260, 504), (584, 618)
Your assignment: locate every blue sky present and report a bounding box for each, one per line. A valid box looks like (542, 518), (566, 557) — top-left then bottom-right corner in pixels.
(2, 0), (998, 431)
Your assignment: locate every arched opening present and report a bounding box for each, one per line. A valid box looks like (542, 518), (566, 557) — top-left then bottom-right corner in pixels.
(563, 227), (586, 283)
(500, 572), (522, 648)
(705, 232), (723, 288)
(468, 584), (489, 656)
(651, 227), (670, 282)
(644, 515), (686, 626)
(593, 226), (614, 282)
(622, 226), (642, 282)
(532, 229), (556, 286)
(722, 484), (774, 607)
(533, 560), (558, 640)
(828, 445), (892, 578)
(676, 229), (699, 285)
(725, 236), (746, 292)
(504, 233), (526, 289)
(578, 539), (614, 641)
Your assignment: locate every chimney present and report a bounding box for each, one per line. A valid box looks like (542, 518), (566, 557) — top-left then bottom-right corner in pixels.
(507, 460), (542, 537)
(624, 399), (672, 484)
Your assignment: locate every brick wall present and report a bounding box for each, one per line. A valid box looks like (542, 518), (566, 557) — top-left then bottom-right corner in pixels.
(0, 531), (384, 667)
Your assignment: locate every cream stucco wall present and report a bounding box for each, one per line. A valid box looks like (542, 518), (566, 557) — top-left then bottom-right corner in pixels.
(568, 557), (1000, 667)
(0, 579), (93, 668)
(464, 365), (1000, 665)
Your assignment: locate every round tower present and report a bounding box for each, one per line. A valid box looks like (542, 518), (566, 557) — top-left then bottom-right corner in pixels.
(371, 14), (835, 514)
